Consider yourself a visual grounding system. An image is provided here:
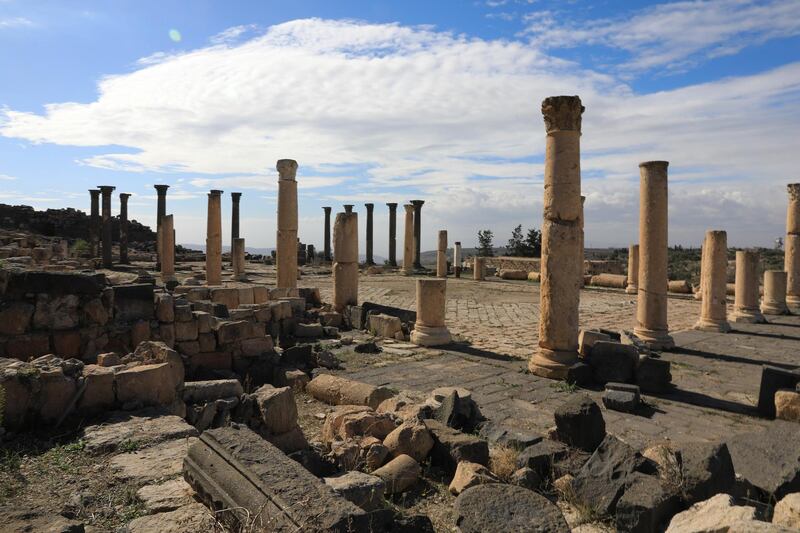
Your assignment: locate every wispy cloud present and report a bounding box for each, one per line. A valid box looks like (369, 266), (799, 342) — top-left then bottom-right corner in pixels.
(523, 0), (800, 74)
(0, 173), (17, 180)
(0, 16), (32, 29)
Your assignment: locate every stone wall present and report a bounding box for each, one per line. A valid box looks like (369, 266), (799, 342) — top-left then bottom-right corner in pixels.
(464, 256), (625, 276)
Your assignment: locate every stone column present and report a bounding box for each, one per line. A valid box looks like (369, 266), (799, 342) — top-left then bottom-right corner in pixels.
(206, 190), (223, 286)
(454, 242), (463, 278)
(410, 279), (451, 346)
(344, 204), (354, 214)
(402, 204), (414, 275)
(89, 189), (100, 258)
(98, 185), (116, 268)
(411, 200), (424, 269)
(276, 159), (298, 289)
(529, 96), (584, 379)
(154, 184), (169, 269)
(232, 237), (247, 281)
(626, 244), (639, 295)
(323, 207), (332, 262)
(694, 230), (731, 332)
(333, 211), (358, 312)
(762, 270), (789, 315)
(437, 230), (448, 277)
(119, 193), (131, 264)
(365, 203), (375, 265)
(634, 161), (675, 350)
(386, 203), (398, 267)
(231, 192), (242, 240)
(161, 214), (176, 283)
(732, 250), (765, 323)
(786, 184), (800, 313)
(473, 256), (485, 281)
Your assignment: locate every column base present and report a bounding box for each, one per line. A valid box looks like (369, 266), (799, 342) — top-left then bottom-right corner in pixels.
(410, 324), (451, 346)
(161, 274), (177, 284)
(693, 291), (702, 301)
(693, 318), (731, 333)
(761, 302), (789, 315)
(455, 267), (462, 278)
(731, 309), (766, 324)
(528, 347), (578, 380)
(625, 284), (637, 295)
(633, 327), (675, 350)
(787, 296), (800, 314)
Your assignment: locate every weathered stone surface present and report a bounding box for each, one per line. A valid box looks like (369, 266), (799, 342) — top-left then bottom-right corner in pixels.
(553, 394), (606, 452)
(434, 389), (482, 432)
(322, 405), (396, 443)
(365, 442), (390, 471)
(727, 421), (800, 500)
(423, 419), (489, 473)
(295, 322), (324, 338)
(368, 313), (403, 339)
(137, 478), (196, 514)
(603, 383), (641, 413)
(773, 492), (800, 529)
(479, 422), (542, 451)
(307, 374), (395, 409)
(776, 389), (800, 422)
(240, 336), (273, 356)
(383, 421), (434, 462)
(112, 438), (196, 483)
(516, 439), (569, 476)
(635, 356), (672, 393)
(578, 329), (611, 357)
(77, 364), (115, 411)
(115, 363), (178, 407)
(113, 283), (155, 322)
(183, 379), (243, 404)
(126, 502), (216, 533)
(174, 320), (198, 342)
(665, 494), (756, 533)
(210, 287), (239, 310)
(183, 425), (368, 531)
(678, 441), (735, 505)
(250, 384), (298, 435)
(214, 320), (250, 345)
(323, 471), (386, 511)
(616, 472), (679, 533)
(510, 466), (542, 490)
(449, 461), (498, 495)
(588, 341), (638, 384)
(81, 410), (198, 454)
(758, 365), (800, 419)
(372, 454), (421, 494)
(0, 301), (34, 335)
(454, 484), (569, 533)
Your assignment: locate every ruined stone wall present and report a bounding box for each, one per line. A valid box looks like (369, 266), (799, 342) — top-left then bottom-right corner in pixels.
(463, 256), (624, 276)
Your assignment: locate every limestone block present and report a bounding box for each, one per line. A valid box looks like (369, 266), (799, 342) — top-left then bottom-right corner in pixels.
(33, 294), (80, 330)
(666, 494), (756, 533)
(589, 273), (627, 288)
(324, 471), (386, 512)
(155, 293), (174, 322)
(308, 374), (395, 409)
(197, 332), (216, 352)
(449, 461), (498, 495)
(383, 421), (434, 462)
(194, 311), (212, 333)
(52, 329), (81, 358)
(159, 323), (175, 348)
(240, 336), (273, 356)
(116, 363), (178, 407)
(0, 302), (34, 335)
(774, 493), (800, 529)
(577, 329), (611, 357)
(252, 285), (269, 303)
(372, 454), (421, 494)
(175, 319), (198, 342)
(238, 287), (254, 305)
(131, 320), (151, 347)
(321, 405), (396, 443)
(77, 364), (115, 411)
(38, 371), (77, 422)
(775, 389), (800, 422)
(6, 333), (50, 359)
(368, 313), (402, 339)
(210, 287), (239, 310)
(214, 320), (250, 345)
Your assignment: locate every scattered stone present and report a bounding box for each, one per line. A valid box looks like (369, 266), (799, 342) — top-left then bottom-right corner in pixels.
(588, 341), (638, 384)
(553, 394), (606, 452)
(678, 441), (735, 505)
(727, 421), (800, 500)
(510, 466), (542, 491)
(478, 422), (542, 451)
(81, 410), (198, 454)
(314, 349), (341, 369)
(665, 494), (756, 533)
(354, 340), (382, 354)
(125, 502), (216, 533)
(383, 421), (434, 462)
(602, 383), (641, 413)
(307, 374), (395, 409)
(112, 438), (196, 483)
(776, 389), (800, 422)
(324, 471), (386, 511)
(365, 442), (390, 471)
(288, 446), (338, 478)
(758, 365), (800, 419)
(578, 329), (612, 357)
(431, 387), (482, 431)
(449, 461), (498, 495)
(252, 384), (298, 435)
(183, 379), (243, 404)
(516, 439), (569, 476)
(423, 419), (489, 474)
(137, 478), (196, 514)
(322, 405), (397, 443)
(635, 356), (672, 393)
(566, 361), (593, 386)
(372, 454), (421, 494)
(615, 472), (679, 533)
(295, 322), (324, 338)
(368, 313), (403, 339)
(773, 492), (800, 529)
(453, 484), (569, 533)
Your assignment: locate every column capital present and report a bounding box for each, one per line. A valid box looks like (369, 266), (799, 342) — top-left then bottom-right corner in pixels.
(343, 204), (354, 213)
(541, 95), (584, 134)
(788, 183), (800, 202)
(323, 206), (332, 213)
(208, 189), (223, 197)
(119, 193), (131, 200)
(277, 159), (298, 180)
(154, 184), (170, 194)
(89, 189), (100, 197)
(410, 199), (424, 208)
(386, 202), (398, 209)
(365, 203), (374, 210)
(231, 192), (242, 201)
(455, 241), (461, 246)
(97, 185), (116, 194)
(639, 160), (669, 170)
(403, 203), (414, 212)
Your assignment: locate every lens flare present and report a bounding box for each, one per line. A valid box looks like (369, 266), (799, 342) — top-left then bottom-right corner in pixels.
(169, 29), (181, 42)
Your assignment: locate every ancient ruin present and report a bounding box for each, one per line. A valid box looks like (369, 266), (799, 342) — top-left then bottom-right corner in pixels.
(276, 159), (298, 290)
(205, 190), (223, 286)
(694, 230), (730, 332)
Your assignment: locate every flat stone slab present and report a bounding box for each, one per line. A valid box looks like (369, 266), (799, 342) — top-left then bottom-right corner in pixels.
(454, 484), (569, 533)
(726, 420), (800, 499)
(112, 438), (197, 483)
(137, 478), (197, 514)
(125, 502), (216, 533)
(82, 409), (198, 454)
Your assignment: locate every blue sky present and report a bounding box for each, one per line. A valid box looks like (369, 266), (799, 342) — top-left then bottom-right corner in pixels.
(1, 0), (799, 253)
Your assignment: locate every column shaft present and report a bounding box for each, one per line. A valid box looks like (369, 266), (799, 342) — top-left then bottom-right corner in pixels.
(402, 204), (414, 275)
(323, 207), (332, 261)
(410, 279), (451, 346)
(732, 250), (765, 323)
(154, 185), (169, 269)
(365, 203), (374, 265)
(786, 183), (800, 312)
(387, 203), (398, 266)
(437, 230), (448, 277)
(333, 212), (358, 312)
(206, 190), (223, 285)
(89, 189), (100, 258)
(473, 256), (485, 281)
(762, 270), (789, 315)
(119, 193), (130, 264)
(99, 186), (115, 268)
(161, 214), (176, 283)
(411, 200), (424, 269)
(232, 237), (247, 281)
(276, 160), (298, 289)
(454, 241), (462, 278)
(694, 230), (730, 332)
(626, 244), (639, 295)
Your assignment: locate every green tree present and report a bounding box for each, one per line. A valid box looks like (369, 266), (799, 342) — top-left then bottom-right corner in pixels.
(525, 227), (542, 257)
(477, 229), (494, 257)
(506, 225), (526, 256)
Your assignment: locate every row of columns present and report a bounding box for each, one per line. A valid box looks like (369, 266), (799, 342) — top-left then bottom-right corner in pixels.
(88, 187), (128, 269)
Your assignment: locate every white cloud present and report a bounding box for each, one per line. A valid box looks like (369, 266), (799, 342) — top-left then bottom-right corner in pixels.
(0, 17), (798, 249)
(0, 173), (17, 180)
(0, 16), (32, 29)
(523, 0), (800, 74)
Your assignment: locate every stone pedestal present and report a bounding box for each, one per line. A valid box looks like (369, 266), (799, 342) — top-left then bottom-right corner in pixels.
(276, 159), (298, 289)
(161, 214), (176, 283)
(206, 190), (223, 286)
(386, 203), (398, 267)
(365, 203), (375, 265)
(437, 230), (448, 277)
(411, 200), (424, 269)
(634, 161), (675, 350)
(333, 212), (358, 312)
(762, 270), (789, 315)
(232, 237), (247, 281)
(530, 96), (584, 379)
(98, 185), (115, 268)
(626, 244), (639, 295)
(119, 193), (131, 264)
(473, 256), (485, 281)
(154, 185), (169, 269)
(410, 279), (451, 346)
(403, 204), (414, 275)
(89, 189), (100, 258)
(694, 230), (730, 332)
(454, 241), (462, 278)
(323, 207), (332, 262)
(786, 184), (800, 313)
(732, 250), (765, 323)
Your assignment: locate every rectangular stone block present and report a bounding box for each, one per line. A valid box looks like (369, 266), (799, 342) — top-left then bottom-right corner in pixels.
(758, 365), (800, 418)
(198, 332), (216, 352)
(0, 302), (34, 335)
(183, 426), (368, 531)
(190, 351), (232, 371)
(177, 340), (200, 356)
(184, 288), (210, 302)
(116, 363), (178, 407)
(113, 284), (155, 322)
(174, 304), (193, 322)
(270, 301), (292, 321)
(77, 365), (115, 411)
(6, 333), (51, 360)
(229, 308), (254, 321)
(0, 269), (104, 298)
(53, 329), (82, 358)
(279, 297), (305, 314)
(215, 320), (250, 345)
(241, 336), (274, 357)
(194, 311), (212, 333)
(237, 287), (254, 306)
(210, 288), (239, 310)
(252, 286), (269, 303)
(175, 319), (198, 342)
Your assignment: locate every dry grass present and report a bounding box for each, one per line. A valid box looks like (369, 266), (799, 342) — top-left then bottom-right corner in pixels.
(489, 445), (519, 482)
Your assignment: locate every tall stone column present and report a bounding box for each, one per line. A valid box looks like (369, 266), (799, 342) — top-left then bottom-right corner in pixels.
(323, 207), (332, 262)
(785, 184), (800, 313)
(231, 192), (242, 240)
(529, 96), (584, 379)
(98, 185), (116, 268)
(694, 230), (730, 332)
(365, 203), (375, 265)
(473, 256), (485, 281)
(732, 250), (765, 323)
(410, 279), (451, 346)
(402, 204), (414, 275)
(454, 242), (463, 278)
(634, 161), (675, 350)
(206, 190), (223, 286)
(333, 211), (358, 312)
(437, 230), (448, 277)
(119, 193), (131, 264)
(232, 237), (247, 281)
(344, 204), (354, 214)
(411, 200), (424, 269)
(626, 244), (639, 295)
(386, 203), (398, 267)
(762, 270), (789, 315)
(161, 214), (176, 283)
(276, 159), (298, 289)
(89, 189), (100, 258)
(154, 185), (169, 269)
